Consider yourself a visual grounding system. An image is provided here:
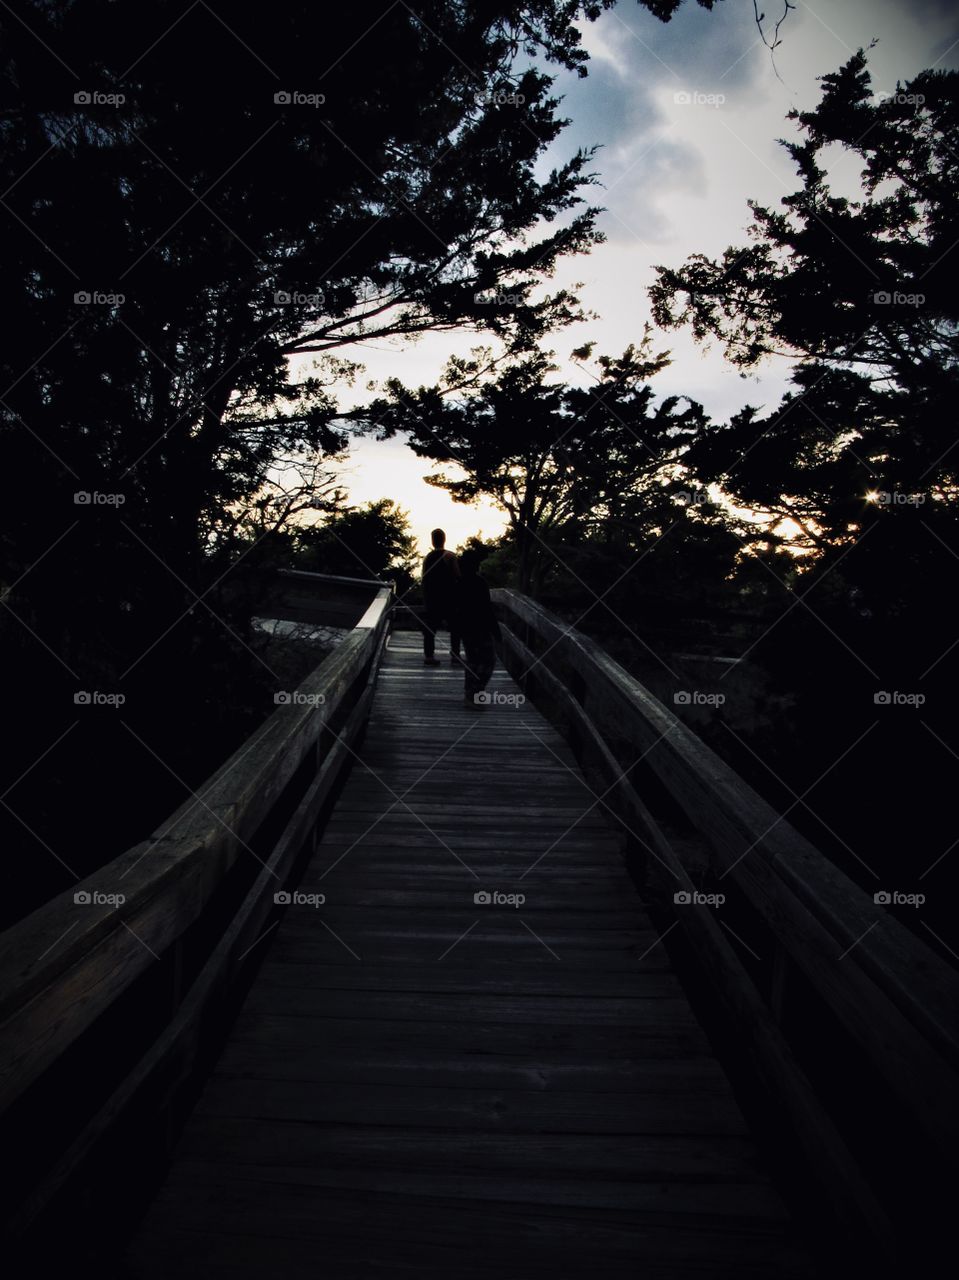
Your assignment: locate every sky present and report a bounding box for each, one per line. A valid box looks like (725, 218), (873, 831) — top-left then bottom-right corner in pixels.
(301, 0), (959, 554)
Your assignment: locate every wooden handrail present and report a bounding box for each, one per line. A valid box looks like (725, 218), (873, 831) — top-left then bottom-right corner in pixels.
(492, 587), (959, 1247)
(493, 591), (959, 1061)
(277, 568), (393, 589)
(0, 585), (392, 1226)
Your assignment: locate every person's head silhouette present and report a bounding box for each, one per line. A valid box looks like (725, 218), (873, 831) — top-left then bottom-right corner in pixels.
(459, 548), (483, 576)
(431, 528), (446, 549)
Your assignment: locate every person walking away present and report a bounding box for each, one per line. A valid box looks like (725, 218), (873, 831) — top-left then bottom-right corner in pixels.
(452, 549), (501, 706)
(421, 528), (461, 666)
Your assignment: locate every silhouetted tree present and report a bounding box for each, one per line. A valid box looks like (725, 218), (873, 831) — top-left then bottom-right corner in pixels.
(647, 57), (959, 910)
(2, 0), (623, 676)
(2, 0), (729, 617)
(293, 499), (417, 592)
(649, 53), (959, 643)
(360, 334), (712, 592)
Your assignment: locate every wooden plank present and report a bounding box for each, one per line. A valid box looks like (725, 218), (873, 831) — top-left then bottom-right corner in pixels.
(272, 899), (649, 922)
(174, 1118), (767, 1178)
(235, 924), (669, 960)
(123, 1229), (798, 1280)
(315, 827), (621, 846)
(241, 900), (653, 924)
(307, 855), (632, 873)
(265, 924), (671, 960)
(225, 1012), (715, 1058)
(214, 1039), (727, 1090)
(156, 1156), (788, 1218)
(239, 984), (702, 1027)
(131, 1183), (811, 1275)
(197, 1076), (748, 1135)
(257, 936), (678, 970)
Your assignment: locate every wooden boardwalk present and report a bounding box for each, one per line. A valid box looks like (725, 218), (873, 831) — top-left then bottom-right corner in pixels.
(126, 637), (813, 1278)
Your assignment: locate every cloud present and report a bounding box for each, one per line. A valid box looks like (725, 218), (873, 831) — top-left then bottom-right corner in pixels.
(599, 133), (708, 245)
(547, 48), (664, 158)
(333, 0), (959, 519)
(597, 0), (771, 96)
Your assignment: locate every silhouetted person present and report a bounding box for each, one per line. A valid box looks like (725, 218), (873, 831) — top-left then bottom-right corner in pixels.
(451, 549), (501, 705)
(421, 528), (461, 666)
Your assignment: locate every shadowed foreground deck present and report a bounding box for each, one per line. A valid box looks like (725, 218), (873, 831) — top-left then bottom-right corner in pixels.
(126, 637), (813, 1278)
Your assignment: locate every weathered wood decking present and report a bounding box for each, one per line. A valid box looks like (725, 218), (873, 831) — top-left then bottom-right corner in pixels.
(126, 637), (813, 1278)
